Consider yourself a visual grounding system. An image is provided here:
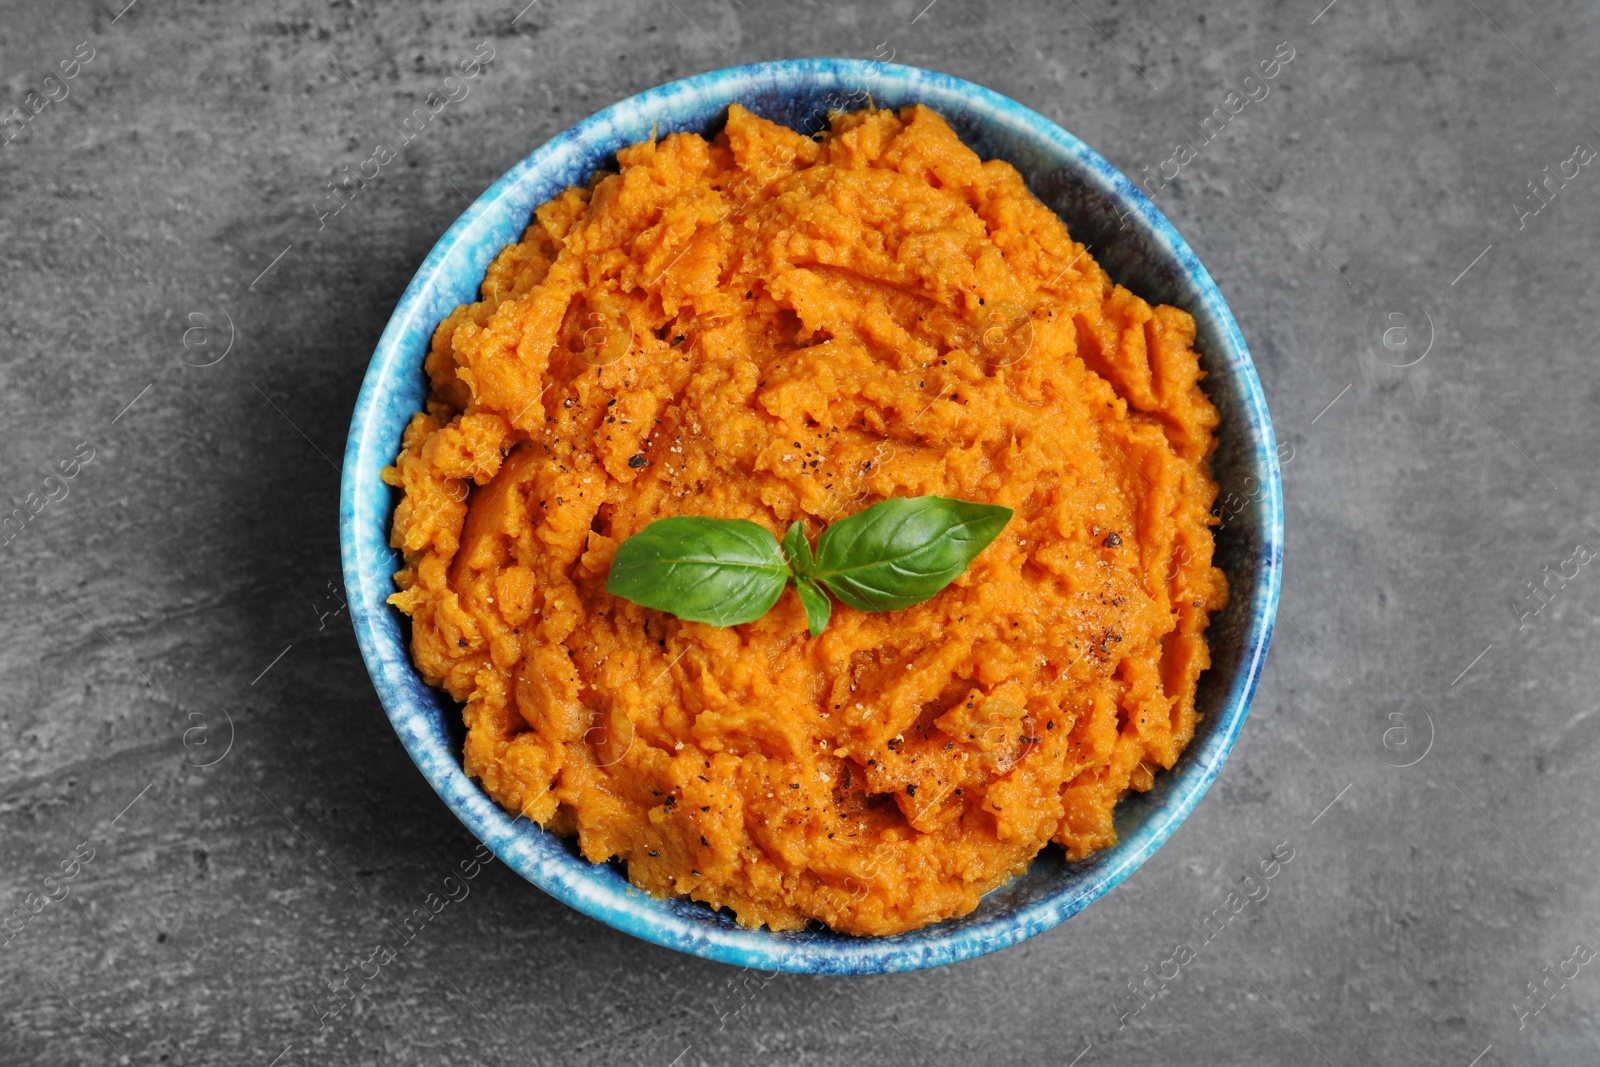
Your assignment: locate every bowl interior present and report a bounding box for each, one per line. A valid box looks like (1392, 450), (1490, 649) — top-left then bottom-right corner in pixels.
(339, 58), (1282, 975)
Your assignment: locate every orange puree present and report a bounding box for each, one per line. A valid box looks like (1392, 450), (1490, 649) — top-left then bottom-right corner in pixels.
(383, 103), (1226, 936)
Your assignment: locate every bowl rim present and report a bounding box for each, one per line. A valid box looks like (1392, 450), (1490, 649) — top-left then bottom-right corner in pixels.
(340, 57), (1283, 974)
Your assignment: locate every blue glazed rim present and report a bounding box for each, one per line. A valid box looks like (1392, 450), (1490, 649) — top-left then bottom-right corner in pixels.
(339, 59), (1282, 975)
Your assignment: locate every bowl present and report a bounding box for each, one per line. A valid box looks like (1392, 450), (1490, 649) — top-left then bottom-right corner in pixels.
(339, 58), (1283, 974)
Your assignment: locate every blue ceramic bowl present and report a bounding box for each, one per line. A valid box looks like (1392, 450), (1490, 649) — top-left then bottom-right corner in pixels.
(340, 59), (1282, 974)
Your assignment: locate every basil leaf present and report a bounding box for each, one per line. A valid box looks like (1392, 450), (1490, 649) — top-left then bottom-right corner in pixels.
(782, 522), (830, 636)
(794, 577), (832, 637)
(605, 516), (789, 626)
(812, 496), (1012, 612)
(780, 520), (814, 577)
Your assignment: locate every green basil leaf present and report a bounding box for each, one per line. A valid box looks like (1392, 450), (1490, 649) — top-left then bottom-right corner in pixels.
(812, 496), (1012, 612)
(782, 523), (829, 636)
(794, 577), (832, 637)
(780, 520), (814, 577)
(605, 516), (790, 626)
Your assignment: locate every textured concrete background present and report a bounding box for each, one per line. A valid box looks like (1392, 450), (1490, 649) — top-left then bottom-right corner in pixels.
(2, 0), (1598, 1063)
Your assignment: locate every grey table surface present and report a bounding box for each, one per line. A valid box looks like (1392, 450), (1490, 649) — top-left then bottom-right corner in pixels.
(3, 0), (1597, 1063)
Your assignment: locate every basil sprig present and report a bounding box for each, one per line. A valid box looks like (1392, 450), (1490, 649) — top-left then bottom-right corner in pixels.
(606, 496), (1012, 636)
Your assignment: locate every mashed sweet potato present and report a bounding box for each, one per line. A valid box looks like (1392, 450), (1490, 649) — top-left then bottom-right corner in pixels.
(383, 103), (1226, 936)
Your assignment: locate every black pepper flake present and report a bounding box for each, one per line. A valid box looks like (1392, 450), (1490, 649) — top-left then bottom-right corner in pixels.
(692, 869), (701, 876)
(648, 850), (660, 857)
(906, 784), (917, 796)
(671, 334), (686, 346)
(1046, 720), (1055, 730)
(700, 805), (710, 812)
(701, 836), (709, 846)
(1104, 531), (1123, 548)
(663, 795), (676, 806)
(607, 399), (617, 407)
(457, 638), (467, 648)
(628, 454), (648, 469)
